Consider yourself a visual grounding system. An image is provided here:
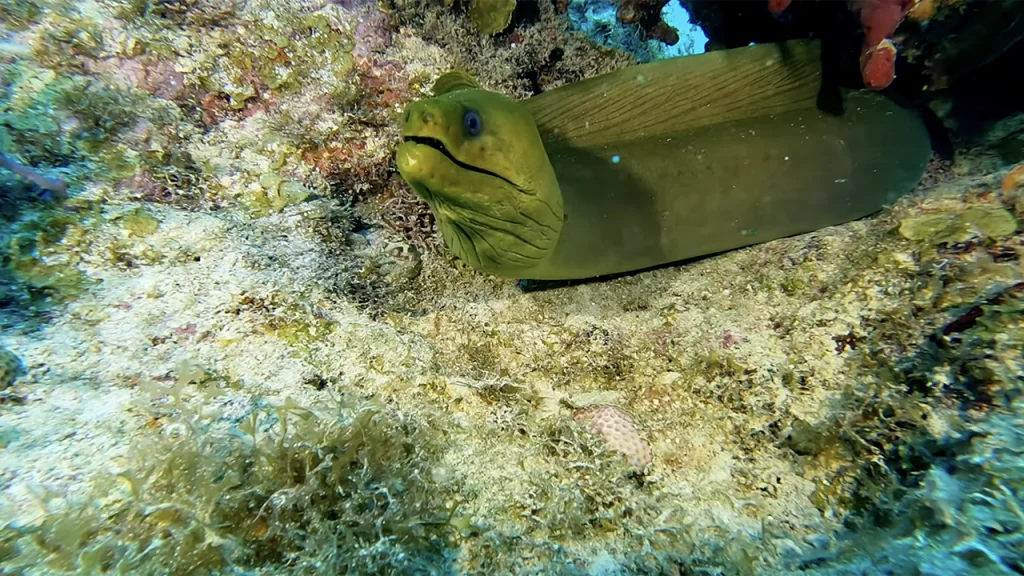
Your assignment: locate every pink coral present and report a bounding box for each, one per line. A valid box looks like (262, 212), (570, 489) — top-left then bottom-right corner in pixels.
(853, 0), (916, 90)
(767, 0), (920, 90)
(860, 38), (898, 90)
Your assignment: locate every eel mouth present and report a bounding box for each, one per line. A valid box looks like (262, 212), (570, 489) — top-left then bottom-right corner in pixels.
(403, 135), (523, 192)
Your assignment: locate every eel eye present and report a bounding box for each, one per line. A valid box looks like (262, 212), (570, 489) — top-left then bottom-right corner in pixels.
(463, 109), (482, 137)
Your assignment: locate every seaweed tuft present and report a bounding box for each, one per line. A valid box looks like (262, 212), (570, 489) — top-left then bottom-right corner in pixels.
(0, 393), (460, 575)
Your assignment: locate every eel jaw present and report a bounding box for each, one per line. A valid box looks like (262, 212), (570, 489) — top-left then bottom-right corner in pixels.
(401, 136), (525, 193)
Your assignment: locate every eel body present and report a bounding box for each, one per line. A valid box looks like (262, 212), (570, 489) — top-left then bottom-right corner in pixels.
(396, 40), (932, 281)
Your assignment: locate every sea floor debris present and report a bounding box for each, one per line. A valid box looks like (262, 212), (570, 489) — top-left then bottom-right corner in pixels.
(0, 0), (1022, 575)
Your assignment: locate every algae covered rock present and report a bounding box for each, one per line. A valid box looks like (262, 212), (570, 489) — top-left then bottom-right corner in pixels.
(898, 205), (1018, 244)
(0, 348), (22, 390)
(119, 207), (161, 237)
(252, 173), (312, 215)
(469, 0), (516, 35)
(962, 206), (1019, 238)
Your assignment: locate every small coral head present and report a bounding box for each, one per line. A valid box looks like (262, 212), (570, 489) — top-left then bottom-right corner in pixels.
(573, 405), (653, 470)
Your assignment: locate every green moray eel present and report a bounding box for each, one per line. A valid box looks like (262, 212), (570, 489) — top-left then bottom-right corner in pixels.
(395, 39), (931, 281)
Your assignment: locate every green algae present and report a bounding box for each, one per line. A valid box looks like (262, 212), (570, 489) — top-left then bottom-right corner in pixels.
(252, 173), (312, 215)
(468, 0), (517, 35)
(898, 205), (1018, 245)
(227, 290), (334, 352)
(0, 394), (459, 575)
(30, 8), (107, 69)
(791, 284), (1024, 575)
(267, 311), (332, 348)
(1, 0), (361, 217)
(3, 205), (101, 305)
(0, 61), (184, 191)
(0, 347), (21, 390)
(118, 207), (160, 236)
(780, 276), (807, 294)
(0, 0), (43, 29)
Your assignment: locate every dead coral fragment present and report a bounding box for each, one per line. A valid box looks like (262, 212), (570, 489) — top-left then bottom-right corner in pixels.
(118, 207), (161, 237)
(253, 173), (312, 215)
(573, 404), (653, 469)
(4, 205), (101, 307)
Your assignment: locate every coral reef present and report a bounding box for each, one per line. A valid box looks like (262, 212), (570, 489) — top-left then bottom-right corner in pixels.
(898, 0), (1024, 92)
(1004, 164), (1024, 192)
(786, 280), (1024, 575)
(682, 0), (823, 52)
(614, 0), (679, 45)
(0, 0), (1023, 574)
(387, 0), (635, 98)
(562, 0), (679, 62)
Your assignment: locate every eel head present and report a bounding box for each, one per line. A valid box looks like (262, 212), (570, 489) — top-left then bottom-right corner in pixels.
(395, 75), (563, 277)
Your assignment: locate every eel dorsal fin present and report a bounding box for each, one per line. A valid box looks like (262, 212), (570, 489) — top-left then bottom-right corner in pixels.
(524, 39), (824, 148)
(433, 71), (482, 96)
